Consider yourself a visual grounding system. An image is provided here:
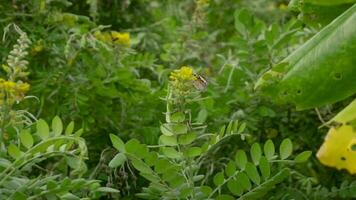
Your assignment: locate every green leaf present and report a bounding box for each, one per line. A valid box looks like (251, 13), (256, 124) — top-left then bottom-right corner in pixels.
(170, 123), (188, 134)
(245, 162), (261, 185)
(60, 193), (80, 200)
(178, 133), (197, 145)
(52, 116), (63, 136)
(140, 172), (161, 183)
(74, 128), (83, 137)
(259, 157), (270, 179)
(65, 121), (75, 135)
(161, 147), (182, 159)
(213, 172), (225, 186)
(227, 179), (243, 196)
(66, 156), (82, 169)
(327, 99), (356, 124)
(238, 122), (247, 134)
(225, 161), (237, 177)
(235, 150), (247, 170)
(171, 112), (185, 123)
(196, 108), (208, 123)
(161, 123), (188, 136)
(128, 155), (153, 174)
(237, 172), (251, 191)
(36, 119), (49, 140)
(110, 134), (126, 153)
(8, 143), (23, 159)
(251, 143), (262, 165)
(226, 121), (233, 135)
(160, 123), (174, 136)
(264, 139), (275, 160)
(159, 135), (177, 146)
(200, 186), (213, 196)
(109, 153), (127, 168)
(20, 129), (33, 149)
(239, 168), (290, 200)
(192, 175), (205, 182)
(216, 194), (235, 200)
(280, 138), (293, 160)
(294, 151), (312, 163)
(184, 147), (202, 158)
(96, 187), (120, 193)
(256, 4), (356, 110)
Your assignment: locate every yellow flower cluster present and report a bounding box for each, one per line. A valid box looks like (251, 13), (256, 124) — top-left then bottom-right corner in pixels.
(94, 31), (131, 47)
(169, 66), (197, 97)
(196, 0), (209, 6)
(170, 66), (197, 82)
(0, 78), (30, 105)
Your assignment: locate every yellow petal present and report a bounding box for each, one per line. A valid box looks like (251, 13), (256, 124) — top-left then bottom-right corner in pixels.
(317, 125), (356, 174)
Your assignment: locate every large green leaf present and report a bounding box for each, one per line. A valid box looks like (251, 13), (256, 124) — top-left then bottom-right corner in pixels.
(256, 4), (356, 110)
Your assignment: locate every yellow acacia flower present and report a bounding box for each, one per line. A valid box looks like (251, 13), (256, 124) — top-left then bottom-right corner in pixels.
(279, 3), (288, 10)
(111, 31), (131, 47)
(3, 81), (16, 90)
(94, 31), (112, 43)
(169, 66), (196, 82)
(197, 0), (209, 6)
(169, 66), (198, 97)
(16, 82), (30, 93)
(0, 79), (30, 105)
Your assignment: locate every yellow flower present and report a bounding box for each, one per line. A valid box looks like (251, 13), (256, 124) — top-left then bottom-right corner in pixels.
(3, 81), (16, 90)
(279, 3), (288, 10)
(94, 31), (112, 43)
(111, 31), (131, 47)
(16, 82), (30, 93)
(33, 45), (44, 53)
(170, 66), (196, 82)
(197, 0), (209, 6)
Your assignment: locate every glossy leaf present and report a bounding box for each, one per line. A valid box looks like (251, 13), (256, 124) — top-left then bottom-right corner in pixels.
(256, 4), (356, 110)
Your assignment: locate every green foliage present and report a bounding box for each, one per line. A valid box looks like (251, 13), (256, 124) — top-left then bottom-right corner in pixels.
(0, 117), (117, 199)
(0, 0), (354, 199)
(256, 4), (356, 110)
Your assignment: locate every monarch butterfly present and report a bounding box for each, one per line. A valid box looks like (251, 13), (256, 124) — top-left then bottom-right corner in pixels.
(193, 74), (208, 91)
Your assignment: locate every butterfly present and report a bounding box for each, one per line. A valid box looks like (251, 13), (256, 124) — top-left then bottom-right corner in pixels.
(193, 74), (208, 91)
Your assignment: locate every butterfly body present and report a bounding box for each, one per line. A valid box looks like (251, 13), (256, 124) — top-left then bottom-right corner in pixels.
(193, 74), (208, 91)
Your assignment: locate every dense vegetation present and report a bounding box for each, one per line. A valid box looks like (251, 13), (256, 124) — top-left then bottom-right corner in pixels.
(0, 0), (355, 199)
